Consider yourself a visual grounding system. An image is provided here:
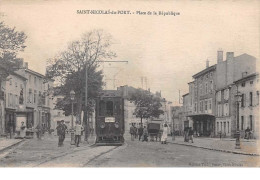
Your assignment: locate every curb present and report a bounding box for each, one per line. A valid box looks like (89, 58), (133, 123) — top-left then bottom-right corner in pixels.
(0, 139), (25, 153)
(170, 141), (260, 156)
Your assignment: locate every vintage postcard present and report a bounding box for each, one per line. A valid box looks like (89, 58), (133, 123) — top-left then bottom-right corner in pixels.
(0, 0), (259, 168)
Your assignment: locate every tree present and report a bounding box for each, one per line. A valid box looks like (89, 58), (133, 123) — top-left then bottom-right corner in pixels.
(130, 89), (164, 124)
(0, 21), (27, 87)
(46, 29), (116, 141)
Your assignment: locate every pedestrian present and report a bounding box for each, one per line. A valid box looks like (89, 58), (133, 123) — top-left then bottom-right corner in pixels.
(75, 121), (84, 147)
(130, 123), (135, 141)
(142, 126), (148, 142)
(138, 125), (144, 141)
(56, 120), (67, 147)
(218, 131), (222, 140)
(184, 127), (189, 142)
(188, 127), (194, 143)
(35, 123), (42, 140)
(134, 126), (138, 139)
(20, 121), (26, 139)
(161, 124), (168, 144)
(245, 127), (251, 140)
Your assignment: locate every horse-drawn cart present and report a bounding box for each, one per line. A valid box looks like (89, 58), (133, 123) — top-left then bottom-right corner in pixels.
(148, 123), (161, 142)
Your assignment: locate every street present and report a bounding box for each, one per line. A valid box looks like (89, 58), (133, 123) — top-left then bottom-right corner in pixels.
(0, 134), (259, 167)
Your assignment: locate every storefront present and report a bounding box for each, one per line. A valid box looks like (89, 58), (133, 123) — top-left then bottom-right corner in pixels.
(5, 108), (16, 137)
(188, 114), (215, 137)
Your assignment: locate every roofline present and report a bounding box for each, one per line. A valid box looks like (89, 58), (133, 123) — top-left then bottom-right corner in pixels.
(182, 93), (189, 97)
(0, 65), (27, 80)
(234, 73), (259, 84)
(12, 72), (27, 80)
(25, 69), (45, 78)
(192, 64), (216, 79)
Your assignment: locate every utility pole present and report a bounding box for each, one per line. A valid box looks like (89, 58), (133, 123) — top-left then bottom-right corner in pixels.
(83, 60), (128, 142)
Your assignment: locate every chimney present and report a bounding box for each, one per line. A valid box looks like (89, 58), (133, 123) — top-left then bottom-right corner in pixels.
(226, 52), (234, 61)
(206, 59), (209, 68)
(18, 59), (24, 68)
(24, 62), (28, 69)
(217, 50), (223, 63)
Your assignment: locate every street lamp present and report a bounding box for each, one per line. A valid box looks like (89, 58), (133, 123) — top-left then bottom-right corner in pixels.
(235, 90), (242, 149)
(70, 90), (75, 145)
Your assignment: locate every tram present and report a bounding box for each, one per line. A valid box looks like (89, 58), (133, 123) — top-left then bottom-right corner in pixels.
(95, 90), (125, 145)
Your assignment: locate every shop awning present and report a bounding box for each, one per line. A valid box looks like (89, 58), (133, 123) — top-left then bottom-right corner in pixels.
(186, 113), (215, 118)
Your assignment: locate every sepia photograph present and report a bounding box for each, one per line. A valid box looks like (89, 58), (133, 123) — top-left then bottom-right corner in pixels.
(0, 0), (259, 168)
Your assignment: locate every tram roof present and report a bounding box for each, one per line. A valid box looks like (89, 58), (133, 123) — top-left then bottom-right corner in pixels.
(98, 90), (122, 98)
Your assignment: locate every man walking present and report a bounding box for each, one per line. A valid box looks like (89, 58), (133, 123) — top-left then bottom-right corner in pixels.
(142, 126), (148, 142)
(130, 124), (135, 141)
(188, 127), (194, 143)
(75, 121), (84, 147)
(56, 120), (67, 147)
(138, 125), (144, 141)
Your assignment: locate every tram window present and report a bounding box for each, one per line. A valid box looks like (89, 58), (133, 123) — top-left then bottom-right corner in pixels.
(106, 101), (114, 116)
(99, 100), (106, 116)
(114, 100), (121, 115)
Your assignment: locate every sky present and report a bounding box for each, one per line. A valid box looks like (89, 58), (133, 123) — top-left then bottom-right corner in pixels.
(1, 0), (259, 105)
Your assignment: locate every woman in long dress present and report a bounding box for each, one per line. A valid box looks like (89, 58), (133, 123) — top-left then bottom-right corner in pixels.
(161, 124), (168, 144)
(20, 121), (26, 138)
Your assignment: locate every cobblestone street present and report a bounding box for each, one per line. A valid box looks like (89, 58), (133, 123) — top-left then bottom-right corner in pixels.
(0, 135), (259, 167)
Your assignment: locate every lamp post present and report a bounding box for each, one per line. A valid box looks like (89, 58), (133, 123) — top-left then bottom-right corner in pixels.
(235, 89), (242, 149)
(70, 90), (75, 145)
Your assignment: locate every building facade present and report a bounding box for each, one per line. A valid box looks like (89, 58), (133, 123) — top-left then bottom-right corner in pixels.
(188, 63), (216, 137)
(234, 73), (259, 139)
(183, 50), (258, 138)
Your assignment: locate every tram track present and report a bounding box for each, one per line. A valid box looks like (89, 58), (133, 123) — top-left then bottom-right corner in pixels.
(83, 141), (128, 167)
(33, 143), (97, 167)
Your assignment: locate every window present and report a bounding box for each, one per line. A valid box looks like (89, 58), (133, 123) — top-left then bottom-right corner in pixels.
(224, 89), (229, 100)
(250, 115), (253, 130)
(242, 82), (245, 87)
(9, 80), (12, 86)
(29, 75), (32, 84)
(209, 80), (213, 93)
(250, 81), (253, 85)
(106, 101), (113, 116)
(34, 90), (37, 104)
(28, 89), (32, 103)
(217, 91), (221, 102)
(224, 122), (226, 133)
(199, 84), (203, 95)
(249, 92), (253, 106)
(205, 100), (208, 111)
(15, 95), (18, 107)
(224, 103), (229, 116)
(208, 99), (212, 110)
(34, 77), (37, 85)
(194, 102), (197, 112)
(205, 83), (208, 94)
(241, 94), (245, 107)
(227, 122), (230, 133)
(241, 116), (244, 130)
(221, 122), (223, 131)
(200, 101), (203, 112)
(210, 72), (213, 77)
(217, 104), (222, 116)
(217, 122), (219, 132)
(257, 91), (259, 105)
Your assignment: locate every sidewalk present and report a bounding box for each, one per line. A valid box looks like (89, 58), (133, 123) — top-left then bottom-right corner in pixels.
(0, 133), (95, 154)
(0, 138), (24, 153)
(170, 136), (260, 156)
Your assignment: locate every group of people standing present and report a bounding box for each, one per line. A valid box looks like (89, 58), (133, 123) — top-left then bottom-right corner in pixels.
(130, 124), (149, 142)
(130, 123), (169, 144)
(56, 120), (84, 147)
(184, 127), (194, 143)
